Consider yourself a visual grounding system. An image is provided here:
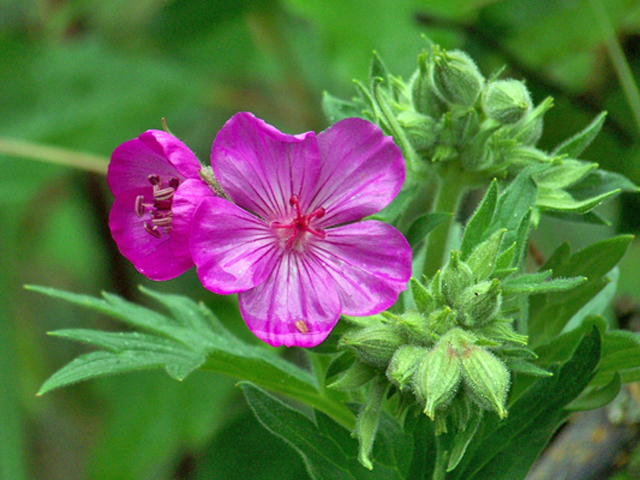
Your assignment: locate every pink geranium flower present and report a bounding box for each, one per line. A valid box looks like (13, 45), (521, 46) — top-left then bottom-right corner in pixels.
(190, 113), (412, 347)
(108, 130), (212, 280)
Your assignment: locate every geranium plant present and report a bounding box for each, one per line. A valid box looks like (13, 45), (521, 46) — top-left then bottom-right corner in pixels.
(33, 43), (640, 479)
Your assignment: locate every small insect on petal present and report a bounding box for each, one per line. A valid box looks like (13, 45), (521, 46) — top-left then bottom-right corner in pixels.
(295, 320), (310, 334)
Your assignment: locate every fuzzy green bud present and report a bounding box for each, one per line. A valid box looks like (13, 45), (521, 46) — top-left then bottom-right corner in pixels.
(327, 361), (378, 391)
(430, 48), (485, 108)
(466, 229), (507, 281)
(396, 311), (428, 341)
(440, 251), (475, 306)
(482, 79), (532, 124)
(460, 345), (510, 418)
(410, 277), (434, 314)
(411, 53), (446, 118)
(457, 279), (502, 327)
(387, 345), (428, 391)
(397, 110), (438, 153)
(341, 324), (404, 368)
(413, 338), (462, 419)
(504, 97), (553, 146)
(426, 306), (455, 336)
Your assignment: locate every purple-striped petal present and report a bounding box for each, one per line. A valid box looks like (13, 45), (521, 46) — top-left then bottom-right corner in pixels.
(210, 112), (322, 221)
(108, 189), (193, 280)
(108, 130), (200, 196)
(311, 220), (411, 315)
(171, 179), (216, 263)
(190, 196), (282, 294)
(238, 252), (342, 347)
(310, 118), (405, 227)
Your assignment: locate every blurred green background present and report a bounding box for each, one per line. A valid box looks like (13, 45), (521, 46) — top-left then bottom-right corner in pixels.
(2, 0), (640, 478)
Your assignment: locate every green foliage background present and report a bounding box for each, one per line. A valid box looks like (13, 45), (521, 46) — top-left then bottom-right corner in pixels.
(1, 0), (640, 478)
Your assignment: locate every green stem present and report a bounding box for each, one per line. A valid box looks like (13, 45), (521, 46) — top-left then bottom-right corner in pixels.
(201, 358), (356, 431)
(0, 138), (108, 175)
(589, 0), (640, 135)
(432, 434), (449, 480)
(422, 165), (467, 279)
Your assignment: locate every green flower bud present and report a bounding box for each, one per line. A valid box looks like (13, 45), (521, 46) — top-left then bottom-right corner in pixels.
(397, 110), (438, 154)
(340, 324), (405, 368)
(457, 279), (502, 327)
(426, 306), (456, 336)
(477, 319), (528, 345)
(387, 345), (427, 390)
(410, 277), (434, 314)
(504, 97), (553, 146)
(466, 229), (507, 281)
(396, 311), (428, 341)
(482, 79), (532, 124)
(327, 360), (378, 391)
(412, 338), (462, 419)
(430, 48), (485, 108)
(411, 52), (446, 118)
(460, 346), (510, 418)
(440, 251), (475, 306)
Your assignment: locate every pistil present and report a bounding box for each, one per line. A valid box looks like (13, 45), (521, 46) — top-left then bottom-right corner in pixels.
(271, 195), (327, 250)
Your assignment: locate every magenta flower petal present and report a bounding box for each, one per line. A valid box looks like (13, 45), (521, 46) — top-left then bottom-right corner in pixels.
(238, 252), (342, 347)
(191, 112), (412, 347)
(171, 179), (216, 263)
(310, 220), (412, 316)
(108, 130), (200, 196)
(210, 112), (323, 221)
(109, 189), (194, 280)
(311, 118), (405, 226)
(107, 130), (205, 280)
(191, 196), (282, 294)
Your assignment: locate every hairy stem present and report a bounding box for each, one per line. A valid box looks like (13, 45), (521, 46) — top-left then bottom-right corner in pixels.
(422, 165), (467, 279)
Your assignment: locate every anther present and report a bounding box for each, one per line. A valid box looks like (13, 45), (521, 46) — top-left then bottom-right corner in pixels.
(143, 222), (162, 239)
(134, 195), (145, 217)
(153, 187), (175, 202)
(152, 216), (173, 227)
(169, 177), (180, 189)
(148, 174), (161, 186)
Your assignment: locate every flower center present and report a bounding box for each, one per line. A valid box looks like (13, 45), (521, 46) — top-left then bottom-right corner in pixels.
(134, 174), (180, 239)
(271, 195), (326, 250)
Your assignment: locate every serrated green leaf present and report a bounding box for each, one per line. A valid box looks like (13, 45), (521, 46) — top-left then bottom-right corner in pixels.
(49, 329), (196, 355)
(533, 159), (597, 190)
(551, 235), (633, 280)
(466, 229), (506, 281)
(461, 179), (498, 259)
(528, 280), (609, 347)
(327, 361), (377, 391)
(551, 112), (607, 157)
(591, 330), (640, 387)
(567, 169), (638, 200)
(405, 212), (452, 250)
(509, 208), (532, 268)
(38, 350), (204, 395)
(501, 272), (586, 295)
(504, 358), (553, 377)
(410, 278), (434, 313)
(369, 51), (390, 87)
(543, 209), (611, 226)
(30, 285), (355, 429)
(537, 186), (618, 214)
(139, 286), (228, 339)
(489, 167), (539, 240)
(356, 376), (388, 470)
(566, 373), (621, 411)
(322, 92), (366, 123)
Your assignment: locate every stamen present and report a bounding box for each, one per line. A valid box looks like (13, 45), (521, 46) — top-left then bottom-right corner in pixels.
(144, 222), (162, 238)
(148, 174), (161, 186)
(152, 216), (173, 227)
(134, 195), (145, 217)
(295, 320), (309, 334)
(153, 187), (175, 202)
(169, 177), (180, 189)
